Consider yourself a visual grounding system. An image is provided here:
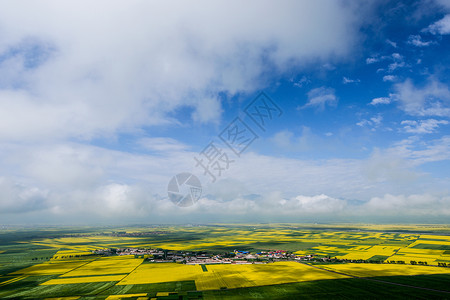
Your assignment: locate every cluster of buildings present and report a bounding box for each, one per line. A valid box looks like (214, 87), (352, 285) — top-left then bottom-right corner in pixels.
(92, 247), (310, 264)
(92, 247), (449, 267)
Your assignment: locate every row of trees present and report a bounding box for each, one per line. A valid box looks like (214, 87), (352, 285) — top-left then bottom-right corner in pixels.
(410, 260), (428, 265)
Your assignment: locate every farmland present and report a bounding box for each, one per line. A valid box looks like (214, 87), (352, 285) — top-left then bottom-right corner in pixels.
(1, 224), (450, 299)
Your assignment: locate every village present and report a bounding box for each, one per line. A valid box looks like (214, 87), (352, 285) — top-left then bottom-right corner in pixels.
(92, 247), (338, 265)
(91, 247), (449, 267)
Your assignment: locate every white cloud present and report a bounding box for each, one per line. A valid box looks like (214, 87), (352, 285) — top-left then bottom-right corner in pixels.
(0, 177), (48, 213)
(371, 115), (383, 126)
(369, 97), (391, 105)
(391, 53), (403, 60)
(293, 194), (346, 214)
(271, 127), (318, 151)
(366, 53), (403, 69)
(137, 137), (190, 152)
(362, 148), (418, 184)
(363, 193), (450, 216)
(342, 77), (360, 84)
(356, 114), (382, 130)
(292, 76), (310, 88)
(393, 78), (450, 116)
(386, 39), (397, 48)
(388, 61), (406, 72)
(366, 57), (379, 64)
(301, 87), (337, 110)
(0, 134), (449, 222)
(407, 35), (433, 47)
(426, 14), (450, 35)
(0, 0), (364, 142)
(383, 75), (396, 82)
(436, 0), (450, 10)
(401, 119), (449, 134)
(380, 135), (450, 165)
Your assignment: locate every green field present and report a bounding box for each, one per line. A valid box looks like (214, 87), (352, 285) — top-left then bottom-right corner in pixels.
(1, 224), (450, 299)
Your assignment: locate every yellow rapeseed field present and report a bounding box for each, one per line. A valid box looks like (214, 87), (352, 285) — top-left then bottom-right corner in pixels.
(60, 256), (143, 277)
(118, 262), (348, 290)
(41, 275), (126, 285)
(197, 262), (348, 290)
(10, 260), (93, 276)
(118, 263), (202, 285)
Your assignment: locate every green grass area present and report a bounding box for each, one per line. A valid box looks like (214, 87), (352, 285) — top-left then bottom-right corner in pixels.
(203, 276), (450, 299)
(412, 243), (450, 250)
(0, 247), (59, 276)
(99, 281), (197, 296)
(368, 255), (390, 262)
(371, 274), (450, 292)
(3, 280), (118, 299)
(201, 265), (208, 272)
(0, 275), (58, 298)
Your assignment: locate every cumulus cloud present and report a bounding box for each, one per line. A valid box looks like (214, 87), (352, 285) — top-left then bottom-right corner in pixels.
(388, 62), (406, 72)
(378, 135), (450, 165)
(363, 193), (450, 216)
(0, 177), (49, 213)
(407, 35), (433, 47)
(393, 78), (450, 116)
(401, 119), (449, 134)
(0, 0), (364, 142)
(356, 114), (383, 130)
(1, 1), (449, 224)
(301, 87), (337, 110)
(383, 75), (396, 82)
(1, 136), (449, 222)
(426, 14), (450, 35)
(369, 97), (391, 105)
(366, 57), (379, 64)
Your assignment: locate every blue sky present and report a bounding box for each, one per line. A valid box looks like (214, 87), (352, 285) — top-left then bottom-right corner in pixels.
(0, 0), (450, 224)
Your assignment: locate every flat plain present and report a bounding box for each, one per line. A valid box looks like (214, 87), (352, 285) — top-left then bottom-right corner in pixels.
(1, 224), (450, 299)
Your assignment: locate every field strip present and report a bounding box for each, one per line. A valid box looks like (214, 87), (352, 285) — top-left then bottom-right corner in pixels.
(301, 262), (450, 295)
(41, 274), (126, 285)
(58, 273), (130, 278)
(0, 275), (27, 286)
(105, 294), (148, 299)
(58, 257), (101, 277)
(111, 258), (144, 284)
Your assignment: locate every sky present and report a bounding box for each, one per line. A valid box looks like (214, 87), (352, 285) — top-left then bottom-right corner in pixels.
(1, 0), (450, 224)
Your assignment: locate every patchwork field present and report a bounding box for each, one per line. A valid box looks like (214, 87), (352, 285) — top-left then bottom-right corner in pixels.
(117, 261), (348, 290)
(60, 256), (143, 277)
(1, 224), (450, 299)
